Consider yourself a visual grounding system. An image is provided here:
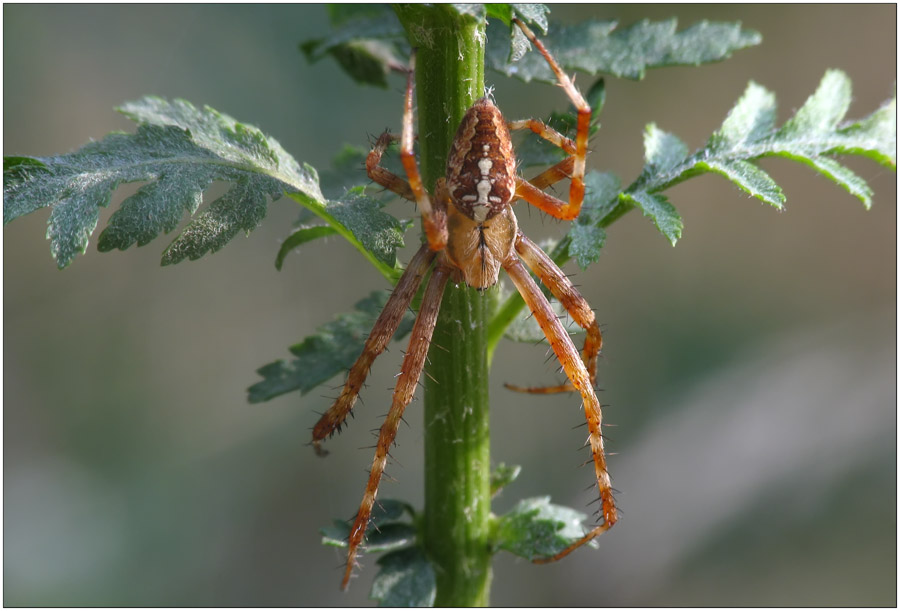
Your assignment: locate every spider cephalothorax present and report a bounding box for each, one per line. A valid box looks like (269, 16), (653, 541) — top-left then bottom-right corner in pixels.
(312, 18), (617, 590)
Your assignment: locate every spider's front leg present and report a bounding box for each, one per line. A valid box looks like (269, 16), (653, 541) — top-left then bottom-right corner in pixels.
(364, 50), (448, 252)
(502, 253), (617, 561)
(510, 17), (592, 220)
(340, 263), (451, 590)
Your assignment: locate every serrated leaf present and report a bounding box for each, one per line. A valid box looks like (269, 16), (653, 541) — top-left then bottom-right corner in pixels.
(488, 18), (761, 83)
(696, 159), (784, 208)
(495, 496), (598, 560)
(247, 290), (415, 402)
(625, 70), (894, 227)
(370, 547), (436, 607)
(3, 97), (321, 268)
(275, 225), (338, 270)
(621, 190), (682, 245)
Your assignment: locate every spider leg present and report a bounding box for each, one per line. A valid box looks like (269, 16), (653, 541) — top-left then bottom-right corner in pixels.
(511, 17), (591, 219)
(366, 131), (416, 202)
(503, 256), (617, 560)
(505, 233), (601, 394)
(507, 119), (576, 193)
(399, 50), (448, 251)
(311, 244), (436, 455)
(341, 263), (451, 590)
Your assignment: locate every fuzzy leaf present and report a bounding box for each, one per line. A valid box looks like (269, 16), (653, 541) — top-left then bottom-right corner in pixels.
(4, 97), (321, 268)
(248, 291), (415, 403)
(644, 123), (690, 175)
(568, 224), (607, 270)
(495, 496), (598, 560)
(696, 159), (784, 208)
(370, 547), (436, 607)
(288, 187), (408, 282)
(621, 190), (683, 245)
(708, 81), (776, 149)
(625, 70), (895, 221)
(488, 18), (761, 83)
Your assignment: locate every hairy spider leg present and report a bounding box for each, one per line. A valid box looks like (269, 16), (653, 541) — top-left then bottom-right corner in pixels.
(398, 50), (448, 251)
(505, 233), (601, 394)
(341, 263), (451, 590)
(366, 132), (416, 202)
(502, 256), (617, 562)
(511, 17), (591, 218)
(311, 245), (436, 455)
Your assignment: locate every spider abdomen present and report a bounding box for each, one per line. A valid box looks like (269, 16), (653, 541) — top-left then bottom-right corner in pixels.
(445, 97), (517, 223)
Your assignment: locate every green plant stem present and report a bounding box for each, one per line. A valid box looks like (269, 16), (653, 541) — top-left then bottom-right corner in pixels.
(395, 6), (491, 607)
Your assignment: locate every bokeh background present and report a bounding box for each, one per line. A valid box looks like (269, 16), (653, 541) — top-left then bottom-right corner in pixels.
(4, 4), (895, 606)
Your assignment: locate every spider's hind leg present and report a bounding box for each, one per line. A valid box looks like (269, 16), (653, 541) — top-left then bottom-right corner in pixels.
(505, 233), (601, 394)
(340, 263), (451, 590)
(311, 245), (436, 454)
(502, 253), (617, 560)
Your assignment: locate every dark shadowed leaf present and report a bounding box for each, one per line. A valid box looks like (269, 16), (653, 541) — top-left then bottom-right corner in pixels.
(370, 547), (436, 607)
(248, 291), (415, 403)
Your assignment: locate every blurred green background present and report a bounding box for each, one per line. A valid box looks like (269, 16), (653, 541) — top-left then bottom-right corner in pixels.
(4, 4), (895, 606)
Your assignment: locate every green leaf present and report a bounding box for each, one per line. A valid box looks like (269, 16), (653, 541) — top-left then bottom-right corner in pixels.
(568, 224), (607, 269)
(800, 156), (873, 208)
(643, 123), (690, 175)
(490, 463), (522, 497)
(288, 187), (407, 283)
(4, 97), (321, 268)
(274, 225), (338, 270)
(494, 496), (598, 560)
(696, 159), (784, 208)
(778, 69), (851, 138)
(321, 499), (417, 552)
(321, 521), (417, 553)
(300, 6), (406, 88)
(708, 81), (776, 149)
(247, 290), (415, 403)
(627, 70), (895, 217)
(370, 547), (436, 607)
(488, 18), (761, 83)
(621, 190), (682, 245)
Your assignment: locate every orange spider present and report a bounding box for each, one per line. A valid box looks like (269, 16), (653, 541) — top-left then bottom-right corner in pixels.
(312, 18), (617, 589)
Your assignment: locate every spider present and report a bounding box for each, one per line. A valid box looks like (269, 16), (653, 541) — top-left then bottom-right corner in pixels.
(312, 18), (617, 590)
